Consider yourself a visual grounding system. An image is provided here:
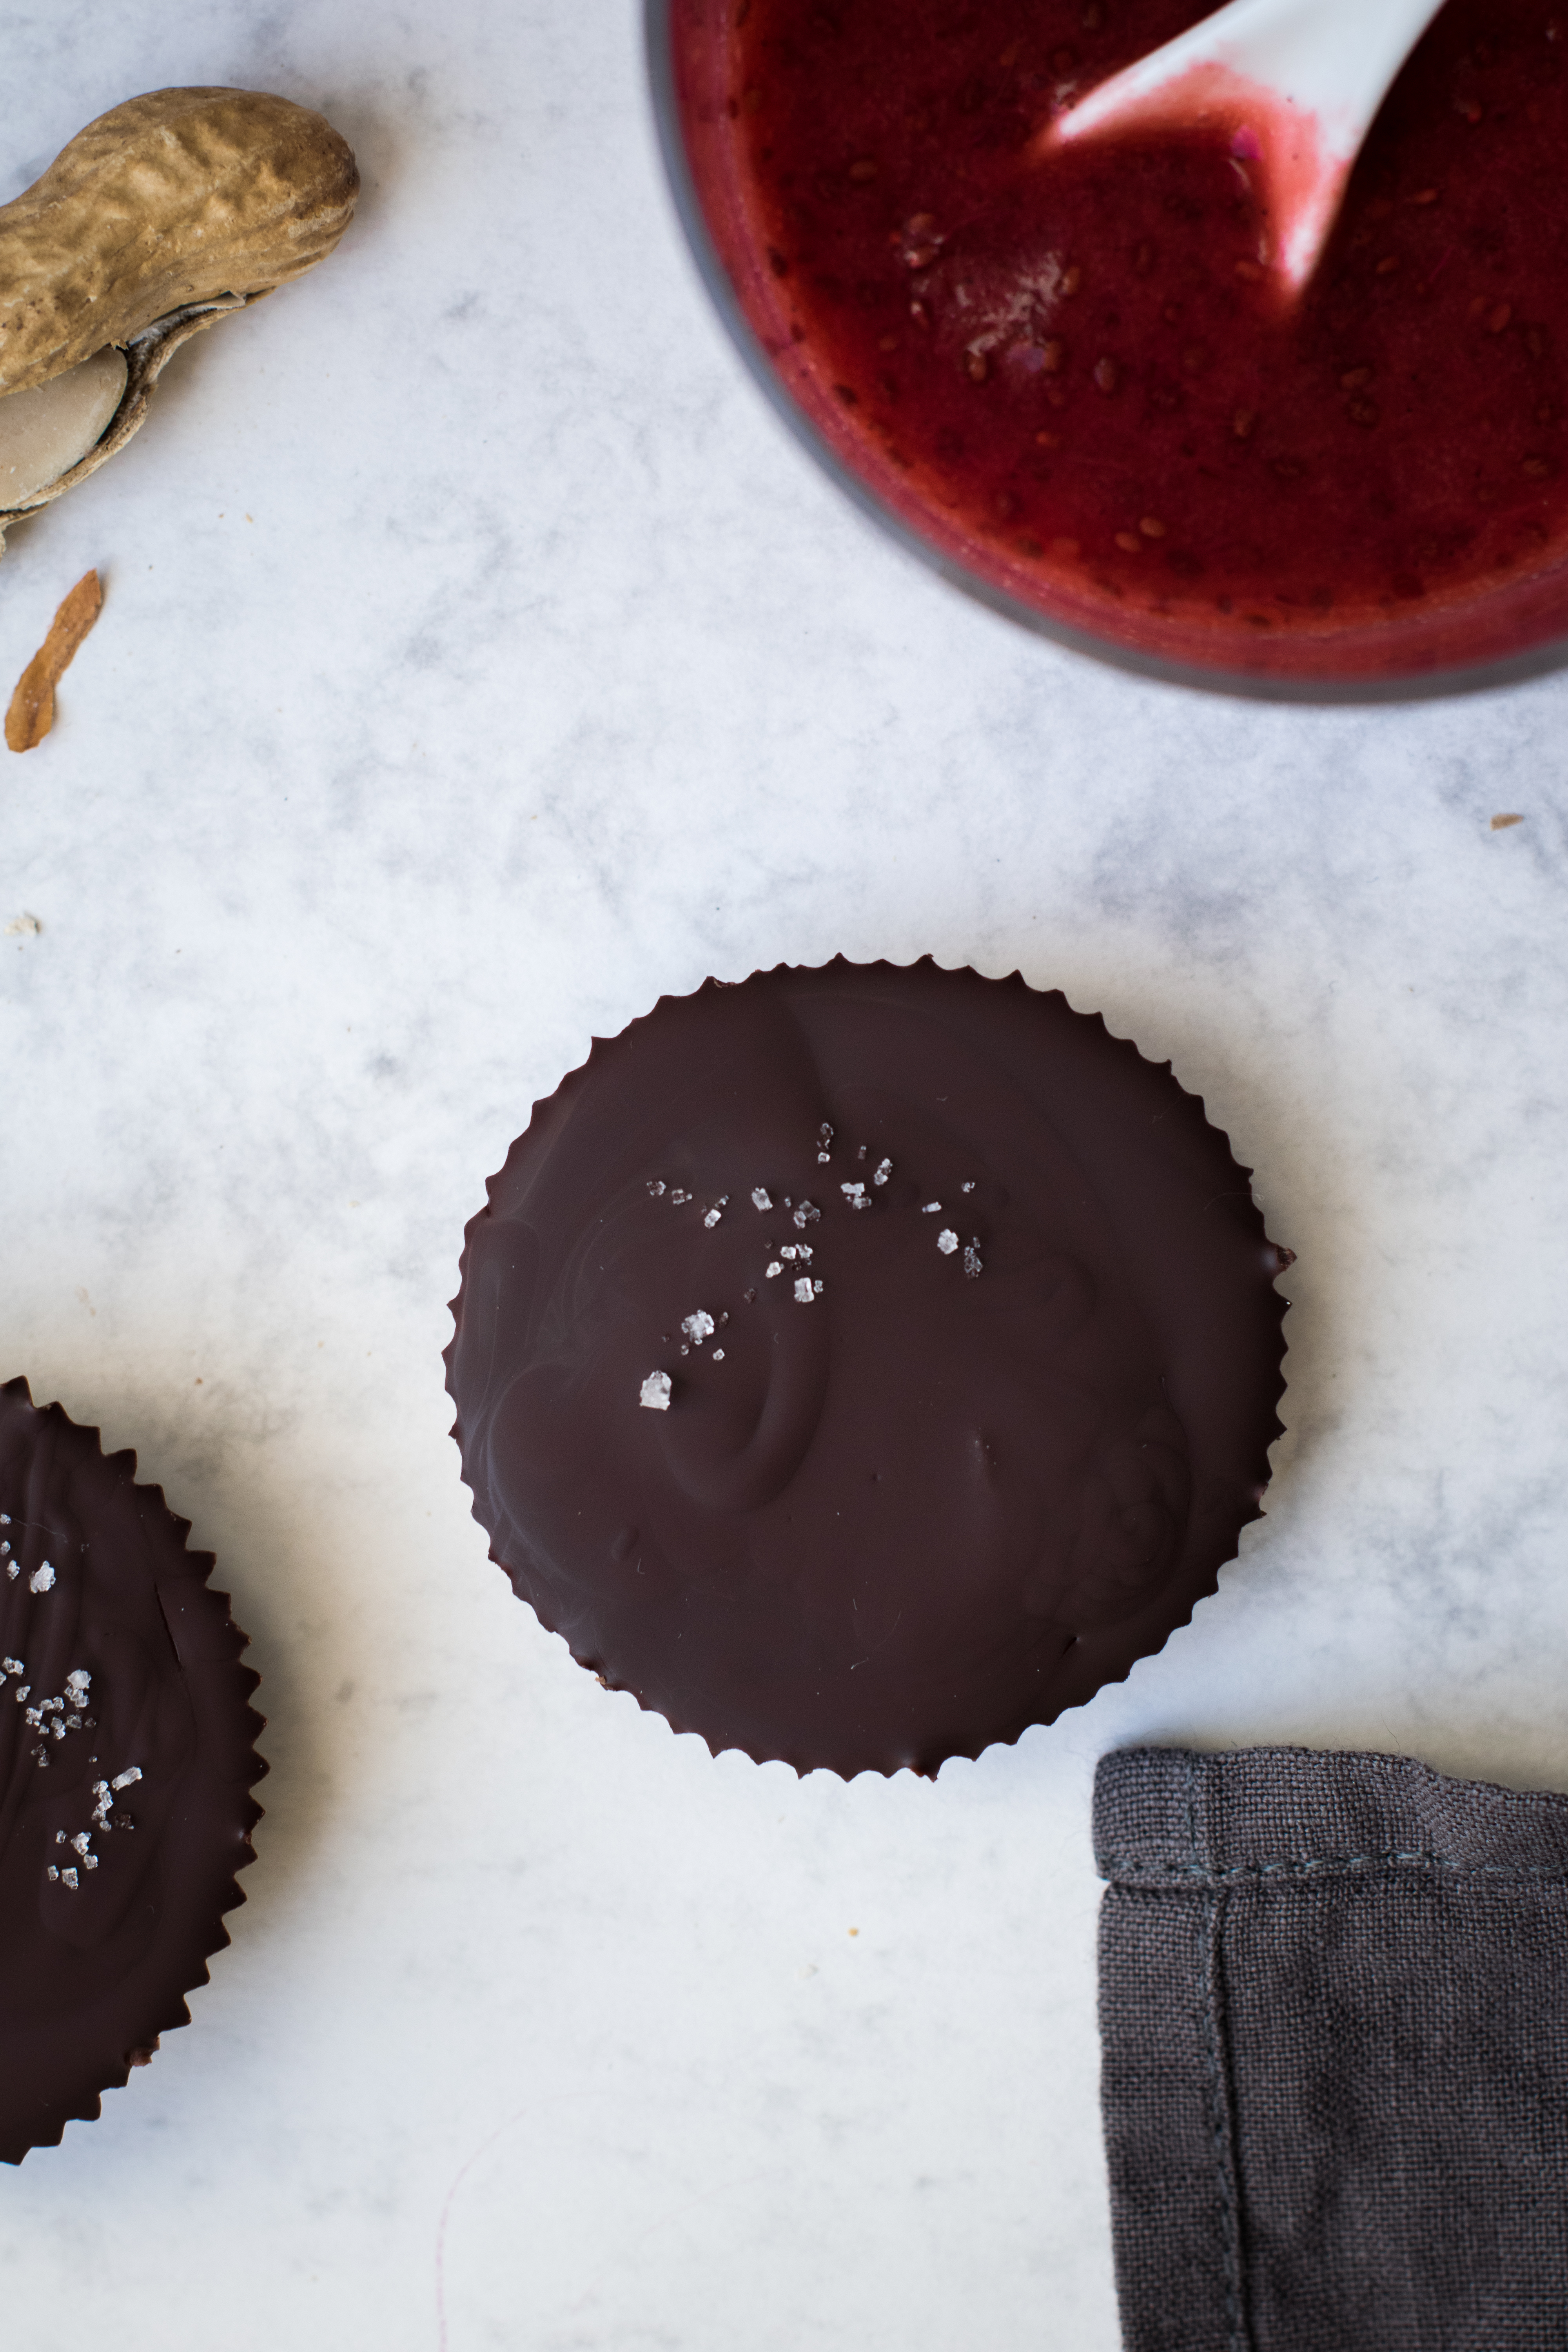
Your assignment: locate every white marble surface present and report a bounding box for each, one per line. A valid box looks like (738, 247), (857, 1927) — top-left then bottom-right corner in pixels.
(2, 3), (1568, 2345)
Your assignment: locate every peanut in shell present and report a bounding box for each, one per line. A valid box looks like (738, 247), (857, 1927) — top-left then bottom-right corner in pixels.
(0, 87), (358, 396)
(0, 87), (357, 545)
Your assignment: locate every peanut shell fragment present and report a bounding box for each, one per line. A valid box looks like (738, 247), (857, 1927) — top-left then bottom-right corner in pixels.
(5, 569), (103, 751)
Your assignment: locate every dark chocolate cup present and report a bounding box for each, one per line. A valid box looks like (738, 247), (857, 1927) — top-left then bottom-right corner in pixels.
(446, 958), (1290, 1778)
(0, 1377), (265, 2162)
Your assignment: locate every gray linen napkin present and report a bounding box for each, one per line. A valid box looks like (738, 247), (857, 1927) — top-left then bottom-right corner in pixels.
(1095, 1744), (1568, 2352)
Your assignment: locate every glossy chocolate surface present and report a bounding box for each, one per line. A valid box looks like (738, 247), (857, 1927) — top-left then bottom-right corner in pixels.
(0, 1378), (264, 2162)
(447, 960), (1289, 1776)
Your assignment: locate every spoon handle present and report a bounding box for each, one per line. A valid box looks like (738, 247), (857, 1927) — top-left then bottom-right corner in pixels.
(1053, 0), (1448, 288)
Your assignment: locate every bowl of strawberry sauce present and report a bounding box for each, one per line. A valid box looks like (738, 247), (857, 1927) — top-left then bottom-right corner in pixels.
(650, 0), (1568, 697)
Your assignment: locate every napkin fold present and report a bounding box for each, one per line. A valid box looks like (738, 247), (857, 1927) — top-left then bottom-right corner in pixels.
(1095, 1744), (1568, 2352)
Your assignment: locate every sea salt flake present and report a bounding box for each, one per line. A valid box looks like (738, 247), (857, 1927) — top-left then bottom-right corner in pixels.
(964, 1243), (983, 1279)
(813, 1279), (824, 1294)
(922, 1201), (942, 1214)
(937, 1229), (959, 1255)
(961, 1180), (976, 1194)
(840, 1183), (870, 1210)
(712, 1349), (725, 1362)
(751, 1188), (772, 1211)
(46, 1865), (58, 1882)
(111, 1766), (143, 1791)
(873, 1159), (893, 1185)
(60, 1866), (77, 1890)
(793, 1200), (820, 1229)
(30, 1562), (55, 1593)
(765, 1261), (783, 1279)
(680, 1310), (717, 1346)
(5, 1563), (15, 1581)
(703, 1207), (723, 1229)
(646, 1180), (666, 1197)
(639, 1371), (673, 1412)
(64, 1670), (89, 1704)
(857, 1145), (868, 1162)
(2, 1657), (23, 1677)
(793, 1278), (816, 1305)
(669, 1188), (691, 1206)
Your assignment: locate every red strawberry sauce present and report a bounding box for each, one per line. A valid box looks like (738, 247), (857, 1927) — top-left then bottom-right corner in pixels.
(672, 0), (1568, 675)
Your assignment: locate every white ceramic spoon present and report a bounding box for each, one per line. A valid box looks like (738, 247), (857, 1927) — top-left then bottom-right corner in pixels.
(1047, 0), (1447, 291)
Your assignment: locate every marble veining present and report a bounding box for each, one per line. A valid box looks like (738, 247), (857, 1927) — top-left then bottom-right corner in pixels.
(0, 2), (1566, 2347)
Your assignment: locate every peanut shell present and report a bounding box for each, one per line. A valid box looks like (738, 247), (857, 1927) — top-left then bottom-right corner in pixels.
(0, 88), (358, 397)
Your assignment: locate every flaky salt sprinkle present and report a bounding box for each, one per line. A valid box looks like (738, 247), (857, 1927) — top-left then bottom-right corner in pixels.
(937, 1229), (959, 1256)
(921, 1201), (941, 1214)
(817, 1123), (834, 1164)
(793, 1278), (816, 1305)
(87, 1765), (143, 1840)
(680, 1310), (717, 1346)
(793, 1200), (820, 1229)
(639, 1370), (672, 1412)
(765, 1261), (783, 1279)
(964, 1242), (983, 1279)
(751, 1187), (772, 1211)
(703, 1206), (724, 1229)
(780, 1243), (811, 1263)
(712, 1348), (725, 1362)
(962, 1180), (976, 1194)
(840, 1182), (870, 1210)
(873, 1158), (893, 1186)
(30, 1562), (55, 1593)
(646, 1179), (666, 1197)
